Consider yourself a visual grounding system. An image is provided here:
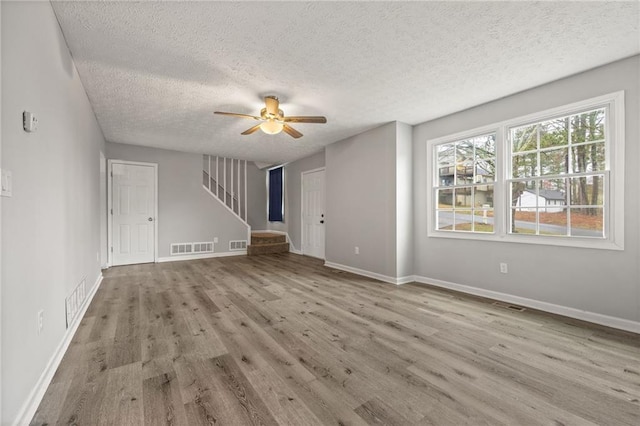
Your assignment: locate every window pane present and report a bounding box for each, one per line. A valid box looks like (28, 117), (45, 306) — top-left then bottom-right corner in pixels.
(540, 117), (568, 149)
(511, 124), (537, 153)
(569, 207), (604, 238)
(571, 108), (605, 143)
(454, 187), (472, 208)
(571, 142), (605, 173)
(569, 175), (604, 206)
(510, 180), (536, 208)
(474, 185), (493, 208)
(512, 152), (538, 178)
(540, 148), (568, 175)
(454, 210), (473, 232)
(539, 209), (568, 236)
(510, 209), (537, 234)
(437, 143), (455, 186)
(473, 212), (494, 233)
(437, 188), (453, 208)
(436, 210), (453, 231)
(538, 179), (566, 212)
(474, 135), (496, 183)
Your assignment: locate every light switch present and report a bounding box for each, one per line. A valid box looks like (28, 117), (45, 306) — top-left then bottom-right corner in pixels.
(1, 169), (13, 197)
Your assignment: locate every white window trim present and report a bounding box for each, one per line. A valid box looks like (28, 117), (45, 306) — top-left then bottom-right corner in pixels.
(426, 91), (625, 251)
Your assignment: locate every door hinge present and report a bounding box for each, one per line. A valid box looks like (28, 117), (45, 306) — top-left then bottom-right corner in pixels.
(110, 246), (113, 253)
(110, 208), (113, 215)
(110, 171), (113, 177)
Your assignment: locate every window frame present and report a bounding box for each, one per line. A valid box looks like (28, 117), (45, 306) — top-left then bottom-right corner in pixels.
(426, 91), (625, 250)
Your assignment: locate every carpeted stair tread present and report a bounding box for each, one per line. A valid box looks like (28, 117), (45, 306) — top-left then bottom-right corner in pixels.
(247, 242), (289, 256)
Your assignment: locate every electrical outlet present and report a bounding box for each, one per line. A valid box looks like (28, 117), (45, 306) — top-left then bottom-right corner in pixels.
(213, 237), (219, 244)
(37, 310), (44, 335)
(354, 246), (360, 255)
(500, 263), (508, 274)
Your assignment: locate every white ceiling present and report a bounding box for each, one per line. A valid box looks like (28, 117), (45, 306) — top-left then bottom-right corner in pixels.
(51, 1), (639, 164)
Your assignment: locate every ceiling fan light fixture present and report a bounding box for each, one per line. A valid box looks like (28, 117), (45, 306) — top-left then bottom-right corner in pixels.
(260, 120), (283, 135)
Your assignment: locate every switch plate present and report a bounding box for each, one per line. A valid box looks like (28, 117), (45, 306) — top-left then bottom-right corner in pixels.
(354, 246), (360, 255)
(1, 169), (12, 197)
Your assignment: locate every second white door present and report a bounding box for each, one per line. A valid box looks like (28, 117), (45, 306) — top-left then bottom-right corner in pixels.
(302, 169), (325, 259)
(111, 162), (156, 266)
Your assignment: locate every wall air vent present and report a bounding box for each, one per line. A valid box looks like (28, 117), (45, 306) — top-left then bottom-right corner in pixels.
(229, 240), (247, 251)
(171, 242), (214, 255)
(65, 277), (87, 328)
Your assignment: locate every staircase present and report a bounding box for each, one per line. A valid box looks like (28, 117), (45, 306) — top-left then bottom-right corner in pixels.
(202, 155), (248, 222)
(248, 232), (289, 256)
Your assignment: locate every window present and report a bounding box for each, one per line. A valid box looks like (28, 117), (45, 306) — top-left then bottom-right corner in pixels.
(268, 166), (284, 222)
(427, 92), (624, 250)
(435, 134), (496, 233)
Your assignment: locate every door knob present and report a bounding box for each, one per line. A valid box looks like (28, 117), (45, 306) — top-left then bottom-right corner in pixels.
(148, 217), (153, 222)
(320, 220), (324, 224)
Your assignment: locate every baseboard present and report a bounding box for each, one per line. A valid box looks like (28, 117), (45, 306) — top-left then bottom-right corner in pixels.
(324, 261), (408, 285)
(13, 273), (104, 426)
(413, 275), (640, 334)
(157, 250), (246, 263)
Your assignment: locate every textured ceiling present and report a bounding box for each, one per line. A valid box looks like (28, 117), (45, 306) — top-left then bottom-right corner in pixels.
(51, 1), (640, 164)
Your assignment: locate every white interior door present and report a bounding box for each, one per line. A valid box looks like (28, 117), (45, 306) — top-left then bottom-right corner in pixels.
(111, 162), (156, 266)
(302, 169), (325, 259)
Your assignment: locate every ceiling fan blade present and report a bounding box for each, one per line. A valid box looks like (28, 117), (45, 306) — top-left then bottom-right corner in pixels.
(214, 111), (261, 120)
(241, 124), (262, 135)
(282, 124), (303, 139)
(264, 96), (280, 116)
(283, 116), (327, 124)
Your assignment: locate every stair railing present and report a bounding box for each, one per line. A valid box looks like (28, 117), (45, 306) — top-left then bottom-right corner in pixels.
(202, 155), (248, 223)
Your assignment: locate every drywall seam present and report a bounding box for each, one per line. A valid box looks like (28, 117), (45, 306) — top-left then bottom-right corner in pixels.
(13, 273), (104, 426)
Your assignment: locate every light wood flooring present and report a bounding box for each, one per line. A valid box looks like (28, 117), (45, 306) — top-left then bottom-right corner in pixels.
(32, 253), (640, 425)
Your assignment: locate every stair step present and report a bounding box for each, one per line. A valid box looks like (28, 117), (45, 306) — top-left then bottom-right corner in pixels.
(251, 232), (286, 245)
(247, 242), (289, 256)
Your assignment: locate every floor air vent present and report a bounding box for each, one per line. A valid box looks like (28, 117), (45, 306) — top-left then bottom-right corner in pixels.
(171, 242), (213, 255)
(229, 240), (247, 251)
(492, 301), (526, 312)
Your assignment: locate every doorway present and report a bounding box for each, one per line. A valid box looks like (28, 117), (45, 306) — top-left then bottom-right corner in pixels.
(301, 168), (325, 259)
(108, 160), (158, 266)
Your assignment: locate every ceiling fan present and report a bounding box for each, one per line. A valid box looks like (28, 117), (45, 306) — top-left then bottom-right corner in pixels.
(214, 96), (327, 139)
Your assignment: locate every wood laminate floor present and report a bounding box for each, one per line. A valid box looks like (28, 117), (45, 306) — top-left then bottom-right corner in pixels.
(32, 253), (640, 425)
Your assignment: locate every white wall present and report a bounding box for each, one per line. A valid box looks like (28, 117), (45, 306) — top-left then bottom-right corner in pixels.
(413, 56), (640, 325)
(106, 142), (250, 258)
(267, 150), (325, 252)
(1, 2), (106, 423)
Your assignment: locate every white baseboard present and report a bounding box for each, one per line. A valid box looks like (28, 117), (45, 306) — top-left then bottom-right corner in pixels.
(157, 250), (246, 263)
(324, 261), (408, 285)
(413, 275), (640, 334)
(13, 273), (104, 426)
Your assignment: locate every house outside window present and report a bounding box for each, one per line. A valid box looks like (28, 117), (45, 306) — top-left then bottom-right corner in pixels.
(427, 92), (624, 250)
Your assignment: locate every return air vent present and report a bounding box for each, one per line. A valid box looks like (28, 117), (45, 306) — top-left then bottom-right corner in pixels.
(171, 242), (214, 255)
(492, 301), (526, 312)
(65, 277), (87, 328)
(229, 240), (247, 251)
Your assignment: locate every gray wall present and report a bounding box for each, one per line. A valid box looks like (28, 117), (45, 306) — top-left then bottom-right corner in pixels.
(413, 56), (640, 323)
(1, 2), (106, 423)
(246, 162), (266, 230)
(106, 143), (249, 257)
(396, 122), (413, 278)
(326, 123), (398, 277)
(268, 150), (325, 252)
